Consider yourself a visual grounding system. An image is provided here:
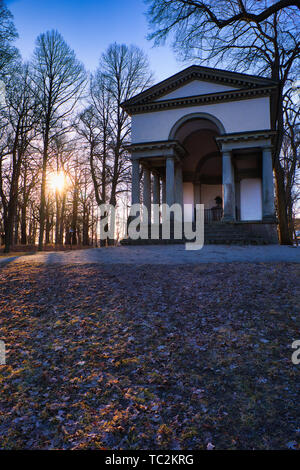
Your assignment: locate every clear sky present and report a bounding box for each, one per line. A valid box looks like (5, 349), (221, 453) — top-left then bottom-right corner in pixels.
(6, 0), (186, 83)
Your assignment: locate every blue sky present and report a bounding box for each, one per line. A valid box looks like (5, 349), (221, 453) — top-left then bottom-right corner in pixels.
(6, 0), (185, 83)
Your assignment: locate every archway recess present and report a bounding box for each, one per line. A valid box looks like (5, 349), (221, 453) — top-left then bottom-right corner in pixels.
(170, 114), (223, 218)
(168, 112), (225, 140)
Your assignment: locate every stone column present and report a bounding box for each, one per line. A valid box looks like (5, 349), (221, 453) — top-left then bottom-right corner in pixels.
(222, 150), (236, 221)
(128, 158), (140, 235)
(161, 178), (166, 222)
(262, 146), (275, 220)
(175, 164), (183, 207)
(152, 173), (160, 205)
(166, 157), (175, 206)
(131, 159), (140, 205)
(152, 172), (160, 228)
(143, 166), (151, 223)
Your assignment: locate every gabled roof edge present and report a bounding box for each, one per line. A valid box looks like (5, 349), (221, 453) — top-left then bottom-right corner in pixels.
(123, 85), (277, 116)
(122, 65), (278, 109)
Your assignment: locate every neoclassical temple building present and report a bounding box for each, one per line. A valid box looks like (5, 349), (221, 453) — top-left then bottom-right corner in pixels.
(122, 65), (278, 244)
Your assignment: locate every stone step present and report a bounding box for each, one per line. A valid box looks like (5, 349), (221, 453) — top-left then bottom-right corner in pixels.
(121, 236), (267, 246)
(120, 221), (276, 245)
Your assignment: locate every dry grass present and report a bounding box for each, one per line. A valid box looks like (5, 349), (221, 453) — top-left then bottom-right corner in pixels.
(0, 261), (299, 450)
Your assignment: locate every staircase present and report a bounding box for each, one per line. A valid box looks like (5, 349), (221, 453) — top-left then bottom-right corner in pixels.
(121, 221), (269, 245)
(204, 222), (267, 245)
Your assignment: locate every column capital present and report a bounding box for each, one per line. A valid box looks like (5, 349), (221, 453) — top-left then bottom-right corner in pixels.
(222, 149), (232, 158)
(262, 144), (273, 150)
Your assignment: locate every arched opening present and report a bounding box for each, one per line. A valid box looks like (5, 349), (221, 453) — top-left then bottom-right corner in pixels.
(171, 116), (223, 222)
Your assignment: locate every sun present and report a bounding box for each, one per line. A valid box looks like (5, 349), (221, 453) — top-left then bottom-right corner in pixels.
(49, 171), (66, 193)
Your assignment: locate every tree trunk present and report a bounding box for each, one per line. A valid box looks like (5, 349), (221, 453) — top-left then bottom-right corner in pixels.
(274, 162), (291, 245)
(59, 192), (66, 244)
(71, 186), (79, 245)
(45, 208), (52, 245)
(4, 213), (13, 253)
(82, 208), (89, 246)
(4, 156), (21, 253)
(14, 209), (19, 245)
(55, 192), (60, 245)
(271, 73), (293, 245)
(21, 202), (27, 245)
(38, 127), (50, 251)
(38, 155), (47, 250)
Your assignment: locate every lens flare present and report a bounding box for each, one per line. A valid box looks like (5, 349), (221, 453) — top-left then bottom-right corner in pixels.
(49, 172), (65, 193)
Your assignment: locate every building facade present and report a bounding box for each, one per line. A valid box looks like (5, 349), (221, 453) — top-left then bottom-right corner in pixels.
(122, 65), (278, 244)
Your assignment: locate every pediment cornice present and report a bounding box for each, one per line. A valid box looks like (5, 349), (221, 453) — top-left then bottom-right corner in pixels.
(122, 65), (278, 115)
(123, 86), (276, 115)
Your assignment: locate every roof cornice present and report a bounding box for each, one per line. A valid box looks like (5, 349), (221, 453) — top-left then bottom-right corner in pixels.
(123, 86), (277, 116)
(126, 140), (187, 158)
(216, 129), (277, 144)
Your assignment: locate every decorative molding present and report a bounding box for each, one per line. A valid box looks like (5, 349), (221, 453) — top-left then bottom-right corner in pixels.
(122, 86), (276, 115)
(126, 140), (187, 159)
(122, 65), (277, 111)
(216, 130), (277, 145)
(168, 112), (226, 137)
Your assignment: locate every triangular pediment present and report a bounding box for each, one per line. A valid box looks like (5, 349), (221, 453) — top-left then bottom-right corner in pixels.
(122, 65), (277, 114)
(154, 79), (238, 101)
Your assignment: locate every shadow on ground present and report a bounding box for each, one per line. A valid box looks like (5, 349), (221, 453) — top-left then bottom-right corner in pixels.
(0, 262), (299, 449)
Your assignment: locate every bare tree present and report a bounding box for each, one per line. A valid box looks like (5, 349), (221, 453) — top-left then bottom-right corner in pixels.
(146, 1), (300, 244)
(19, 154), (39, 245)
(75, 103), (107, 208)
(282, 86), (300, 240)
(31, 30), (86, 250)
(146, 0), (300, 41)
(0, 0), (19, 78)
(79, 167), (94, 246)
(75, 73), (114, 244)
(45, 136), (74, 245)
(99, 43), (153, 238)
(75, 44), (153, 241)
(90, 71), (113, 208)
(0, 64), (39, 252)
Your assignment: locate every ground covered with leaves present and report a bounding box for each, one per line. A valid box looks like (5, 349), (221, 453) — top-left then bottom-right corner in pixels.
(0, 261), (299, 450)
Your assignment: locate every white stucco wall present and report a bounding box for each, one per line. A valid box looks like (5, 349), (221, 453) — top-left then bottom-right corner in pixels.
(131, 97), (270, 143)
(240, 178), (262, 221)
(155, 80), (237, 101)
(183, 182), (194, 222)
